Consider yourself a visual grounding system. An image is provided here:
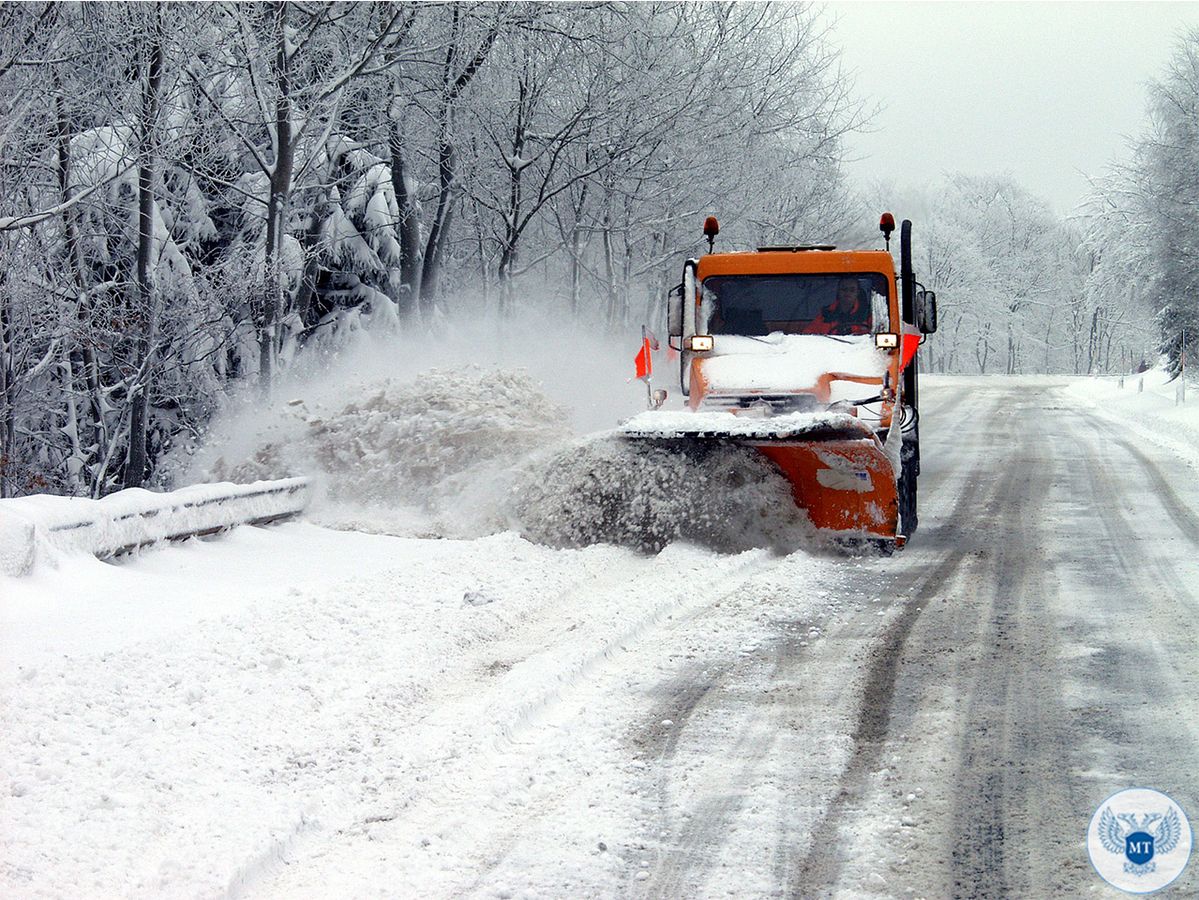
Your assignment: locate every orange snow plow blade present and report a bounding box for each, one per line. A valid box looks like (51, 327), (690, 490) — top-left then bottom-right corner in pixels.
(752, 438), (899, 542)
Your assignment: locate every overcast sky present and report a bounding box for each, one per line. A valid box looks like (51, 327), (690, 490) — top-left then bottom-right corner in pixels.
(827, 2), (1199, 216)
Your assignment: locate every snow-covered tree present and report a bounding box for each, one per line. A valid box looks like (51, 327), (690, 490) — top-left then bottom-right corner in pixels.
(0, 0), (871, 496)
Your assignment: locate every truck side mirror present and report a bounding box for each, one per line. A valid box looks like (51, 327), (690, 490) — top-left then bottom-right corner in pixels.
(916, 290), (938, 334)
(679, 261), (698, 395)
(667, 283), (683, 340)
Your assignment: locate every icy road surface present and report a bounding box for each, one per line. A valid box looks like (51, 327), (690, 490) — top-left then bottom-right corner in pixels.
(4, 376), (1199, 898)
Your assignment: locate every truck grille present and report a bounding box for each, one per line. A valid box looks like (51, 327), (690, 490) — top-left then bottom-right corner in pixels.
(700, 393), (821, 415)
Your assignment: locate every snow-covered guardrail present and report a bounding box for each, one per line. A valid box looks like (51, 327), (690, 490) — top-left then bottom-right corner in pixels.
(0, 478), (311, 577)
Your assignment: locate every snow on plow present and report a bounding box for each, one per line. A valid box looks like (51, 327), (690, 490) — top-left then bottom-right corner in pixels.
(511, 435), (813, 554)
(618, 410), (900, 545)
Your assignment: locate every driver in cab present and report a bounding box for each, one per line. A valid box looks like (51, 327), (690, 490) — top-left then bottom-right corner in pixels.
(807, 278), (870, 335)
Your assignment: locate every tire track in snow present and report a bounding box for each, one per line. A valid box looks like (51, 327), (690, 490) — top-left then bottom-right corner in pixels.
(946, 426), (1060, 900)
(818, 390), (1061, 898)
(826, 391), (1199, 899)
(890, 392), (1083, 900)
(788, 548), (972, 896)
(638, 625), (812, 899)
(1111, 434), (1199, 544)
(250, 548), (789, 899)
(642, 721), (776, 899)
(462, 558), (806, 899)
(1079, 415), (1199, 659)
(1070, 418), (1199, 764)
(979, 407), (1199, 896)
(787, 428), (1007, 896)
(916, 380), (972, 428)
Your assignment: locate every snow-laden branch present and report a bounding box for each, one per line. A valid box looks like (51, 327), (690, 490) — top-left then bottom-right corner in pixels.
(0, 169), (132, 232)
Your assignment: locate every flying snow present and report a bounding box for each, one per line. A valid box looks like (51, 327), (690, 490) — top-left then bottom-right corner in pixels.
(177, 319), (812, 553)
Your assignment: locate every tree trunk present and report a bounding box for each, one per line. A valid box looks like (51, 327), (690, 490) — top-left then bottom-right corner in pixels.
(602, 213), (617, 329)
(420, 119), (455, 309)
(124, 6), (164, 489)
(388, 122), (423, 314)
(568, 167), (589, 317)
(260, 0), (295, 393)
(418, 9), (499, 313)
(0, 281), (13, 499)
(1087, 307), (1099, 374)
(56, 88), (109, 489)
(569, 227), (583, 316)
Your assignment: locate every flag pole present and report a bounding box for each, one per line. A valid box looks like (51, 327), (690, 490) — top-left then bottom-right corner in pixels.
(642, 325), (654, 408)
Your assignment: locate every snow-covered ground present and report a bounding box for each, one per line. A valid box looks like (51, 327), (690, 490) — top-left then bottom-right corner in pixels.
(0, 514), (869, 897)
(1064, 367), (1199, 470)
(5, 372), (1199, 898)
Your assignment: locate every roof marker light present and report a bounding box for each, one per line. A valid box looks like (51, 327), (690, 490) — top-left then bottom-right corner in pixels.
(703, 216), (720, 253)
(880, 212), (896, 250)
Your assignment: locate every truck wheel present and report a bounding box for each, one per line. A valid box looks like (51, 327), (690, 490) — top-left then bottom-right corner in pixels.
(899, 438), (918, 537)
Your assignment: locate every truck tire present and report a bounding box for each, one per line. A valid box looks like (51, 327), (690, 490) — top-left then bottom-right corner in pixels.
(899, 436), (919, 537)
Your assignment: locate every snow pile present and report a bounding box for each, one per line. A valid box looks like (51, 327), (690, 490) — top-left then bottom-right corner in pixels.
(512, 437), (813, 553)
(208, 368), (568, 538)
(186, 364), (824, 552)
(198, 368), (813, 553)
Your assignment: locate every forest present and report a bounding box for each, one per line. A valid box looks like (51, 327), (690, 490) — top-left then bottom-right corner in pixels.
(0, 1), (1195, 498)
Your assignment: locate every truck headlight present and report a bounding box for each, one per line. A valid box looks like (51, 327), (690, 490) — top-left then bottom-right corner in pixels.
(688, 335), (714, 352)
(874, 333), (898, 349)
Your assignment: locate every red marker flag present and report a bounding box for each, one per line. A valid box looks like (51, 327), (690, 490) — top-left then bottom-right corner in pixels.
(634, 337), (652, 381)
(634, 326), (659, 382)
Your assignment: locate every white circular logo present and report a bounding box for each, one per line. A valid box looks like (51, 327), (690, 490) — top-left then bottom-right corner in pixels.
(1088, 788), (1192, 893)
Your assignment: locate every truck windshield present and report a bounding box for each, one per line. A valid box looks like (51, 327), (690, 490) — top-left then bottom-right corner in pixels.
(701, 273), (889, 336)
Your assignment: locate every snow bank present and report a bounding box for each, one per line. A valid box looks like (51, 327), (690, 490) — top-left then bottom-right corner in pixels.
(0, 515), (853, 898)
(204, 368), (568, 538)
(512, 437), (813, 553)
(0, 478), (309, 577)
(1063, 368), (1199, 471)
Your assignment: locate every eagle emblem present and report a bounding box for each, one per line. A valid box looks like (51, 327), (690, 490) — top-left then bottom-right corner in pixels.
(1099, 806), (1184, 876)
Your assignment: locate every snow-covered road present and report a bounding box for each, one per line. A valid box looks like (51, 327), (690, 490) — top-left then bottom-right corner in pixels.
(4, 377), (1199, 898)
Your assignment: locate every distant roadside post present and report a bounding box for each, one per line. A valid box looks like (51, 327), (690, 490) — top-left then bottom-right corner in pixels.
(1178, 328), (1187, 406)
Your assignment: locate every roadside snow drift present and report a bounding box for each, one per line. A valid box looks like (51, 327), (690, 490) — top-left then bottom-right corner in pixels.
(207, 368), (567, 538)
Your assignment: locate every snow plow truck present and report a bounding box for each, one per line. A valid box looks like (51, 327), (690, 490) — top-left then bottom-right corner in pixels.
(620, 214), (937, 550)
